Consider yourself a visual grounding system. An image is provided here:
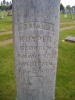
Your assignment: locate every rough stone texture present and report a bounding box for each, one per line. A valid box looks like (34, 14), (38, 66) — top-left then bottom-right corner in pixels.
(12, 0), (60, 100)
(65, 36), (75, 43)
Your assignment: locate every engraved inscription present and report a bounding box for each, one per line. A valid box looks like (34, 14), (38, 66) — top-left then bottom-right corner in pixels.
(18, 22), (54, 31)
(16, 61), (53, 67)
(18, 36), (52, 43)
(13, 0), (60, 100)
(20, 46), (52, 50)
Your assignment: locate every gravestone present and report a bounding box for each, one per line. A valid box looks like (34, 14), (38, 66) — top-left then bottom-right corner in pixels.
(72, 8), (74, 14)
(8, 10), (12, 16)
(12, 0), (60, 100)
(65, 36), (75, 43)
(71, 11), (73, 19)
(64, 9), (67, 18)
(62, 10), (65, 14)
(1, 13), (4, 19)
(61, 10), (62, 13)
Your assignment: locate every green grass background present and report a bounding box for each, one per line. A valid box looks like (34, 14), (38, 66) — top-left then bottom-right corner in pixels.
(0, 44), (15, 100)
(0, 11), (12, 32)
(60, 13), (75, 23)
(0, 33), (12, 41)
(56, 28), (75, 100)
(60, 22), (75, 28)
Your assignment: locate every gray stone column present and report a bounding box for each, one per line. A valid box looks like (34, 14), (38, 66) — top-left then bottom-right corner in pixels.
(12, 0), (60, 100)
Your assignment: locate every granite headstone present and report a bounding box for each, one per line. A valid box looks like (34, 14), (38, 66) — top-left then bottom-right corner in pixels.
(12, 0), (60, 100)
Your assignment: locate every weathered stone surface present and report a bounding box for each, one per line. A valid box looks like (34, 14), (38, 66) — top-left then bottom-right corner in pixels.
(12, 0), (60, 100)
(65, 36), (75, 43)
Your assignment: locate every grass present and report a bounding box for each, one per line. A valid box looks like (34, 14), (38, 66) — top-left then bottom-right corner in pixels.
(60, 13), (75, 23)
(0, 33), (12, 41)
(0, 11), (75, 100)
(55, 28), (75, 100)
(0, 43), (15, 100)
(59, 28), (75, 39)
(0, 11), (12, 32)
(60, 22), (75, 28)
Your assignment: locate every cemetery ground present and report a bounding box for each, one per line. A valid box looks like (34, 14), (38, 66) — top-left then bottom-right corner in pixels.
(0, 12), (75, 100)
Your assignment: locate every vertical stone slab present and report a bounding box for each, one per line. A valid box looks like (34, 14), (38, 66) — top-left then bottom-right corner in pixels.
(64, 9), (67, 18)
(71, 11), (73, 19)
(12, 0), (60, 100)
